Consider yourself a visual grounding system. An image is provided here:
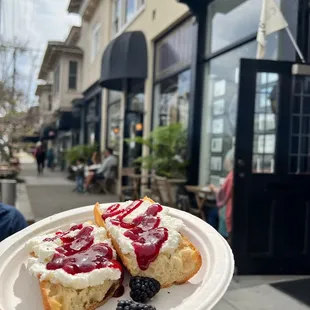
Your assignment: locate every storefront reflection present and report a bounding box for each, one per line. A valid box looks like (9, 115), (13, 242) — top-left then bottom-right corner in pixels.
(154, 70), (190, 128)
(199, 35), (278, 186)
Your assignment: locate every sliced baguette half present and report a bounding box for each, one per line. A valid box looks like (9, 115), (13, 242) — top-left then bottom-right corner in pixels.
(94, 199), (202, 288)
(26, 222), (121, 310)
(39, 278), (120, 310)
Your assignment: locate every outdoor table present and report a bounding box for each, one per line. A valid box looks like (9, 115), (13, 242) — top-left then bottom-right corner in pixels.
(185, 185), (216, 221)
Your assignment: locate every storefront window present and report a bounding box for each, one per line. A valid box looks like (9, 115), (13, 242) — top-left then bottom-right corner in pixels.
(155, 18), (194, 81)
(206, 0), (280, 55)
(153, 70), (190, 128)
(199, 36), (278, 186)
(107, 91), (122, 155)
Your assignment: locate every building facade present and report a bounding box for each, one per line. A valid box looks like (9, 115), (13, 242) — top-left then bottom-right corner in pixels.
(37, 0), (306, 183)
(34, 0), (310, 273)
(37, 36), (83, 166)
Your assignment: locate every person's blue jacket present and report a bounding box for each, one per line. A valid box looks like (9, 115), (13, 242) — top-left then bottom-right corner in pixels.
(0, 203), (27, 242)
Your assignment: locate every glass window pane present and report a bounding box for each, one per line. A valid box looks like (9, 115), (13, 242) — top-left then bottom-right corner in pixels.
(252, 72), (278, 174)
(199, 38), (278, 185)
(153, 69), (191, 129)
(155, 19), (194, 81)
(206, 0), (280, 55)
(125, 0), (136, 23)
(289, 76), (310, 174)
(107, 100), (121, 156)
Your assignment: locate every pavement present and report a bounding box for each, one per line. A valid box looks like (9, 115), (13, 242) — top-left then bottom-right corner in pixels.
(17, 157), (118, 222)
(14, 153), (310, 309)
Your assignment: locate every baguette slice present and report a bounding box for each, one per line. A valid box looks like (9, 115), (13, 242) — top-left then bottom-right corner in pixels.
(39, 278), (120, 310)
(94, 198), (202, 288)
(26, 222), (122, 310)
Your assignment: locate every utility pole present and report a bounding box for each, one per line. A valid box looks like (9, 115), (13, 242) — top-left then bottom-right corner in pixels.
(12, 47), (16, 103)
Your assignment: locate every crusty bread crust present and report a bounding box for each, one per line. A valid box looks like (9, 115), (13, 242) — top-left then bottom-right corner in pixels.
(94, 199), (202, 288)
(39, 279), (119, 310)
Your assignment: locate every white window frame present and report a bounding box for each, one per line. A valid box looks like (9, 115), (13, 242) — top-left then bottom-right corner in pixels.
(91, 23), (101, 63)
(112, 0), (145, 38)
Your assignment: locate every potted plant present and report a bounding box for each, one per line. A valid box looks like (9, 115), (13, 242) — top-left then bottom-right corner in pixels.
(126, 123), (188, 203)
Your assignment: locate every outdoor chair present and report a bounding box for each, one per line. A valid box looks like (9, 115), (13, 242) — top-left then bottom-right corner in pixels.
(91, 165), (118, 194)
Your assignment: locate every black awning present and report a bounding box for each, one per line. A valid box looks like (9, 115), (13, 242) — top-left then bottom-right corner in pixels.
(21, 136), (40, 143)
(57, 111), (73, 131)
(40, 126), (56, 140)
(100, 31), (148, 91)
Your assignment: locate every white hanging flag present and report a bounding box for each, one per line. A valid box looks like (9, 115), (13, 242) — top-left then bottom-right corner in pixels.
(256, 0), (288, 59)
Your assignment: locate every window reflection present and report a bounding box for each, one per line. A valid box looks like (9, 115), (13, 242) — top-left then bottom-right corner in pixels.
(125, 0), (135, 23)
(206, 0), (280, 55)
(199, 36), (278, 185)
(107, 91), (122, 156)
(153, 70), (190, 128)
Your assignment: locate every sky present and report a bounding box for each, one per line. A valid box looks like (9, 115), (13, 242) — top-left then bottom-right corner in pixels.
(0, 0), (81, 107)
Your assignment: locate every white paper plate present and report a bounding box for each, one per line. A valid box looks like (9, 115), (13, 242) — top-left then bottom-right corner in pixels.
(0, 204), (234, 310)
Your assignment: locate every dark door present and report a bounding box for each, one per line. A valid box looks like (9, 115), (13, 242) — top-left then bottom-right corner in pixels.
(123, 111), (143, 168)
(233, 59), (310, 274)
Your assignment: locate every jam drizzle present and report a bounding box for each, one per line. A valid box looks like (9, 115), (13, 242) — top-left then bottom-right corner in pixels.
(43, 223), (83, 242)
(45, 224), (122, 275)
(103, 200), (168, 270)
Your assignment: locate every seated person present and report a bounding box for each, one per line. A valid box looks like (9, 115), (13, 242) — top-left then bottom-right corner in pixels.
(72, 158), (85, 193)
(84, 148), (117, 190)
(0, 203), (28, 242)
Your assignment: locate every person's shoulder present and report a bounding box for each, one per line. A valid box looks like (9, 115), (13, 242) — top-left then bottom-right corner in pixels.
(0, 203), (26, 224)
(0, 203), (13, 215)
(0, 203), (22, 216)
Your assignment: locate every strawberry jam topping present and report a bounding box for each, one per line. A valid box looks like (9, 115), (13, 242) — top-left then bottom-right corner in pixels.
(45, 224), (122, 275)
(43, 223), (83, 242)
(103, 200), (168, 270)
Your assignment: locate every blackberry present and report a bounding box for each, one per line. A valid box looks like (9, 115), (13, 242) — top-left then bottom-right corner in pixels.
(116, 300), (156, 310)
(129, 276), (161, 303)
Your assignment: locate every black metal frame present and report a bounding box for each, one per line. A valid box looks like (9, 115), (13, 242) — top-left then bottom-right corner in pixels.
(151, 15), (194, 131)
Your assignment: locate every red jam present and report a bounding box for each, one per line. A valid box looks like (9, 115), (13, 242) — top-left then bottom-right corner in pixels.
(103, 200), (168, 270)
(45, 224), (122, 275)
(43, 223), (83, 242)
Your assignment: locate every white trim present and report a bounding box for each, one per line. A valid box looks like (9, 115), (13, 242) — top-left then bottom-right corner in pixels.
(112, 1), (145, 39)
(91, 23), (101, 63)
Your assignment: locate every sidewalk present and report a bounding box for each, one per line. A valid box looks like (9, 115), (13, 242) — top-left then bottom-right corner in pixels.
(17, 162), (118, 222)
(214, 276), (310, 309)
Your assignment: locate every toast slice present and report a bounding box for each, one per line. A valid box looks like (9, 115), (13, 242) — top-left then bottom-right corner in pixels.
(94, 198), (202, 288)
(26, 222), (122, 310)
(39, 279), (119, 310)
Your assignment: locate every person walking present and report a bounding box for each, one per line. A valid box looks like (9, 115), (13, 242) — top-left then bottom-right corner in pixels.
(34, 142), (46, 175)
(46, 148), (55, 170)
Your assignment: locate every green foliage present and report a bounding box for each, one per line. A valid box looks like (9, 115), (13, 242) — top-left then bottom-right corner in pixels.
(65, 144), (98, 165)
(126, 123), (188, 178)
